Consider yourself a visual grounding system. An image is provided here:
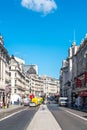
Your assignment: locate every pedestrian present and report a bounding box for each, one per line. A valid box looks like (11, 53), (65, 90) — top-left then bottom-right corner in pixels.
(75, 98), (78, 109)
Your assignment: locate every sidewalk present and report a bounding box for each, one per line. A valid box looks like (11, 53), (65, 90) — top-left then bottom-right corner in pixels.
(0, 104), (24, 113)
(68, 106), (87, 113)
(27, 104), (62, 130)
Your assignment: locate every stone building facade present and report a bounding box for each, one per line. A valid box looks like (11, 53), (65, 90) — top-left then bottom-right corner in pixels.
(9, 56), (29, 99)
(0, 36), (10, 106)
(23, 65), (59, 97)
(60, 34), (87, 107)
(0, 35), (60, 105)
(41, 75), (60, 97)
(72, 35), (87, 106)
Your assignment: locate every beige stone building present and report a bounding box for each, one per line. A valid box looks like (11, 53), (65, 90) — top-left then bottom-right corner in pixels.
(28, 75), (44, 96)
(0, 35), (60, 105)
(41, 75), (59, 97)
(9, 56), (30, 100)
(23, 65), (59, 97)
(0, 36), (10, 105)
(23, 65), (44, 96)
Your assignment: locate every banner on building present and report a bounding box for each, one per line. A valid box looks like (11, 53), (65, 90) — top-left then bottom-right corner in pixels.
(84, 72), (87, 83)
(75, 78), (82, 88)
(79, 91), (87, 96)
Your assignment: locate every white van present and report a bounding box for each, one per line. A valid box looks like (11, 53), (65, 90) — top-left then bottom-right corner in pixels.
(59, 97), (68, 106)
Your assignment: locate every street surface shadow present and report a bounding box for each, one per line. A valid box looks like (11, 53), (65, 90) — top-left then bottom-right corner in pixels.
(47, 104), (59, 111)
(83, 116), (87, 118)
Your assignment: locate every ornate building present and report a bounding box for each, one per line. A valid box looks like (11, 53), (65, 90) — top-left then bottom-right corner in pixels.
(60, 34), (87, 107)
(41, 75), (59, 97)
(23, 65), (38, 75)
(72, 34), (87, 103)
(23, 65), (43, 96)
(0, 35), (10, 105)
(10, 56), (30, 100)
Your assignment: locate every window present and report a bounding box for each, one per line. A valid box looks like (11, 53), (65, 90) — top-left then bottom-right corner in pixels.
(9, 66), (11, 70)
(15, 80), (17, 85)
(15, 73), (17, 77)
(14, 89), (16, 93)
(9, 72), (11, 76)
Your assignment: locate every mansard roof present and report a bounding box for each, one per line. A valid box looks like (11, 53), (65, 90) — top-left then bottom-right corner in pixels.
(27, 66), (36, 74)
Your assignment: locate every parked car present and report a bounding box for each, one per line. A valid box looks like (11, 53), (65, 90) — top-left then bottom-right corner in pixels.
(23, 98), (31, 106)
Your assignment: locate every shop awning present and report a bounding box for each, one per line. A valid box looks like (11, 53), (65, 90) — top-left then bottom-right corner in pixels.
(79, 91), (87, 96)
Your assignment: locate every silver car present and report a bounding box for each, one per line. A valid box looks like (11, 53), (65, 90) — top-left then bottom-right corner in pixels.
(23, 98), (31, 106)
(29, 101), (36, 107)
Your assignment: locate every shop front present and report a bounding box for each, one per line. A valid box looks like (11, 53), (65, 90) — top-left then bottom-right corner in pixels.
(79, 91), (87, 109)
(71, 72), (87, 108)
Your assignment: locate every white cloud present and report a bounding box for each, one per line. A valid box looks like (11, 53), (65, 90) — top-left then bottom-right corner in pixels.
(21, 0), (57, 15)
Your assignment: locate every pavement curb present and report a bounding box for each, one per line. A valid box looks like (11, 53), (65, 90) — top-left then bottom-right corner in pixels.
(0, 105), (24, 114)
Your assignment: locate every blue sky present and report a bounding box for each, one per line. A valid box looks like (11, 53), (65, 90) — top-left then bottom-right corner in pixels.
(0, 0), (87, 79)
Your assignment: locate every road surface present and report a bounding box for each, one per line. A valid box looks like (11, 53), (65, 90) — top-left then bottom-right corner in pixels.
(0, 106), (38, 130)
(48, 103), (87, 130)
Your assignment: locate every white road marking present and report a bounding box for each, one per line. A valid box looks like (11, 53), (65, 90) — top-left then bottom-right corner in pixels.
(0, 108), (28, 122)
(64, 110), (87, 121)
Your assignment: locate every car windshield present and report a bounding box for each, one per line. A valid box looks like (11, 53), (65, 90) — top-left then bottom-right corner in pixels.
(61, 99), (67, 102)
